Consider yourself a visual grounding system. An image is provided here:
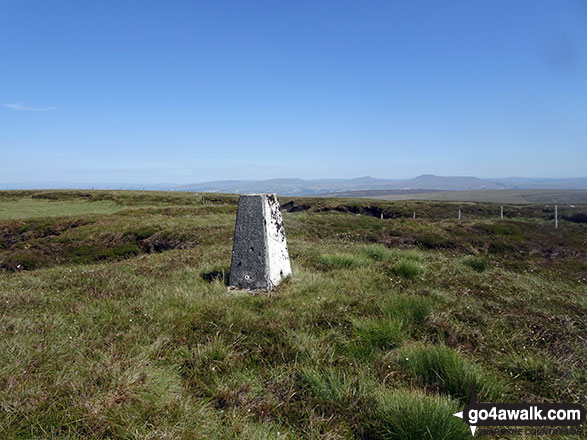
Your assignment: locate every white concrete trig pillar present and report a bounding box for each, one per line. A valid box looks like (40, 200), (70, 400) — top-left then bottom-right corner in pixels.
(229, 194), (292, 290)
(458, 209), (461, 220)
(500, 206), (504, 220)
(555, 205), (558, 229)
(413, 211), (416, 220)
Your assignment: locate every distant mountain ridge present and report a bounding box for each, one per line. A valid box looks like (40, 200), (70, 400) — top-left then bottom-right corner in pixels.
(406, 174), (505, 190)
(176, 175), (587, 195)
(2, 175), (587, 195)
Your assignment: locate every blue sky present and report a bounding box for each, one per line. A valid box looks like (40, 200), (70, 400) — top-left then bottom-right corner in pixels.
(1, 0), (586, 184)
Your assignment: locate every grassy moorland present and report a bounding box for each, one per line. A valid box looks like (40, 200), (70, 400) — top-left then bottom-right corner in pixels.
(323, 189), (587, 205)
(371, 189), (587, 204)
(0, 190), (586, 439)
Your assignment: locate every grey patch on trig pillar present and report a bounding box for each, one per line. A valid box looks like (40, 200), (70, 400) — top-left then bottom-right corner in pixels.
(229, 194), (292, 291)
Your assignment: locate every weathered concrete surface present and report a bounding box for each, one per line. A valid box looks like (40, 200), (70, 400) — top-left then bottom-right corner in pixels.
(229, 194), (292, 290)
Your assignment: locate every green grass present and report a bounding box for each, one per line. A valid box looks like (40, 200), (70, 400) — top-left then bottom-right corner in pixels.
(461, 255), (488, 272)
(366, 389), (471, 439)
(396, 344), (505, 402)
(300, 366), (374, 410)
(0, 190), (585, 439)
(351, 316), (406, 353)
(391, 259), (426, 279)
(0, 198), (125, 219)
(381, 294), (431, 330)
(317, 253), (371, 269)
(359, 243), (395, 261)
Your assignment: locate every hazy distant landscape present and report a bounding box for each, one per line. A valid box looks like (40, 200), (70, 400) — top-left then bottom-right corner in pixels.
(3, 175), (587, 202)
(177, 175), (587, 195)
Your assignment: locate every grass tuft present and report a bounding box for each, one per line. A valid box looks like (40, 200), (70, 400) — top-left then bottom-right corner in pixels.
(381, 295), (431, 330)
(360, 244), (395, 261)
(351, 317), (406, 355)
(318, 253), (371, 269)
(397, 344), (505, 401)
(391, 259), (426, 279)
(300, 366), (373, 410)
(462, 255), (488, 272)
(365, 389), (470, 440)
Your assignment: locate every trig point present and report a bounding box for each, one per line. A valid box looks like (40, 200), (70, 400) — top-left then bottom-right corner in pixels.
(229, 194), (292, 290)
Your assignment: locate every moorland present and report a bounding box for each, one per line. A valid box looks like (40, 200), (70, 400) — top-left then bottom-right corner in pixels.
(1, 190), (586, 439)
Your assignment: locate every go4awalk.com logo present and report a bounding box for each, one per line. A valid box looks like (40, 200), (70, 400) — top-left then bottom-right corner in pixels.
(452, 389), (586, 437)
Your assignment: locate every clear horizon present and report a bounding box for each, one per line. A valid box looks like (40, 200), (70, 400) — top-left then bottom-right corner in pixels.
(2, 1), (587, 183)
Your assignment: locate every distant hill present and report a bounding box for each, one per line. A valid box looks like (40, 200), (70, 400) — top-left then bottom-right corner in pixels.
(489, 177), (587, 190)
(3, 175), (587, 195)
(175, 177), (401, 195)
(406, 174), (505, 190)
(176, 175), (587, 196)
(316, 189), (445, 198)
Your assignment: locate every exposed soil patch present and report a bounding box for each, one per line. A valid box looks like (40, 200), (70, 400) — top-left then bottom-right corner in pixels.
(281, 201), (311, 212)
(282, 197), (587, 223)
(139, 231), (199, 253)
(563, 212), (587, 223)
(0, 218), (204, 272)
(0, 218), (90, 248)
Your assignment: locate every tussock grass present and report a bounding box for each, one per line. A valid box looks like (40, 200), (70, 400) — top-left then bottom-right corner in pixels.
(392, 249), (425, 262)
(359, 243), (394, 261)
(351, 317), (406, 356)
(300, 366), (374, 409)
(397, 344), (505, 401)
(285, 329), (338, 363)
(365, 389), (470, 440)
(381, 294), (431, 331)
(317, 253), (371, 269)
(462, 255), (488, 272)
(391, 259), (426, 279)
